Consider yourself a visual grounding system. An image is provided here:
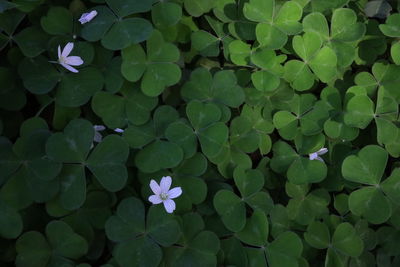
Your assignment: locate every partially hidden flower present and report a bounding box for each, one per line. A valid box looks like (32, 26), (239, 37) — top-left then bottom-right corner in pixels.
(57, 42), (83, 73)
(78, 10), (97, 24)
(93, 125), (106, 143)
(309, 148), (328, 162)
(93, 126), (124, 144)
(148, 176), (182, 213)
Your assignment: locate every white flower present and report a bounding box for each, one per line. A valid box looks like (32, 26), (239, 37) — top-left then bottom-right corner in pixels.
(57, 42), (83, 73)
(148, 176), (182, 213)
(114, 128), (124, 133)
(309, 148), (328, 162)
(78, 10), (97, 24)
(93, 125), (106, 143)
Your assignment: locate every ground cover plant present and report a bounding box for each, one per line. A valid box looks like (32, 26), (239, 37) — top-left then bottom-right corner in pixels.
(1, 0), (400, 266)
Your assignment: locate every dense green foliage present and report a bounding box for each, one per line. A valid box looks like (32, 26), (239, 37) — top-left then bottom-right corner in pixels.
(1, 0), (400, 266)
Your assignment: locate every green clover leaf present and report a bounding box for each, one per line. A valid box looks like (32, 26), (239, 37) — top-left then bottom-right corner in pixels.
(250, 48), (284, 91)
(40, 7), (72, 35)
(213, 189), (246, 232)
(135, 140), (184, 173)
(105, 0), (155, 18)
(152, 2), (182, 29)
(214, 167), (273, 231)
(184, 0), (214, 17)
(344, 86), (398, 146)
(14, 26), (49, 57)
(379, 13), (400, 37)
(273, 94), (330, 140)
(342, 145), (387, 185)
(271, 141), (328, 184)
(81, 5), (153, 50)
(121, 30), (181, 97)
(0, 123), (61, 206)
(56, 67), (104, 107)
(309, 46), (338, 83)
(170, 154), (208, 209)
(15, 231), (52, 267)
(0, 199), (23, 239)
(284, 31), (326, 91)
(244, 0), (303, 49)
(304, 221), (330, 249)
(305, 221), (364, 259)
(303, 9), (365, 68)
(166, 213), (220, 267)
(230, 110), (272, 154)
(16, 220), (88, 267)
(181, 68), (245, 108)
(184, 100), (228, 158)
(321, 86), (359, 141)
(266, 231), (303, 267)
(236, 210), (269, 246)
(342, 145), (399, 224)
(92, 86), (158, 129)
(166, 121), (198, 159)
(229, 40), (251, 66)
(286, 183), (330, 225)
(18, 56), (60, 95)
(105, 197), (181, 267)
(46, 119), (129, 209)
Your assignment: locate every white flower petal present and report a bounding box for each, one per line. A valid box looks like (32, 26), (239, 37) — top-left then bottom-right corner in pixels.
(114, 128), (124, 133)
(316, 156), (324, 162)
(60, 62), (78, 73)
(93, 131), (102, 143)
(65, 56), (83, 66)
(58, 45), (61, 58)
(168, 187), (182, 199)
(148, 195), (162, 205)
(309, 152), (318, 160)
(78, 12), (88, 24)
(317, 148), (328, 156)
(160, 176), (172, 192)
(94, 125), (106, 131)
(150, 179), (161, 195)
(163, 199), (176, 213)
(79, 10), (97, 24)
(87, 10), (97, 21)
(88, 10), (98, 18)
(61, 42), (74, 57)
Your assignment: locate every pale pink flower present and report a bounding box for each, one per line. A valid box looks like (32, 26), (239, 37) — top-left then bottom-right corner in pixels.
(309, 148), (328, 162)
(79, 10), (97, 24)
(57, 42), (83, 73)
(148, 176), (182, 213)
(93, 125), (106, 143)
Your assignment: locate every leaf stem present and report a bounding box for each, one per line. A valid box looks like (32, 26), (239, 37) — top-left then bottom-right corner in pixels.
(35, 98), (55, 117)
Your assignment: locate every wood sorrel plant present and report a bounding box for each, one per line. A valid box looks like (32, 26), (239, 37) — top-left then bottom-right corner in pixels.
(1, 0), (400, 266)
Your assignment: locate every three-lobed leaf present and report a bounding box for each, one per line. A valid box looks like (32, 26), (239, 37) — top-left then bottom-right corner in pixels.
(122, 30), (181, 96)
(213, 190), (246, 232)
(342, 145), (388, 185)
